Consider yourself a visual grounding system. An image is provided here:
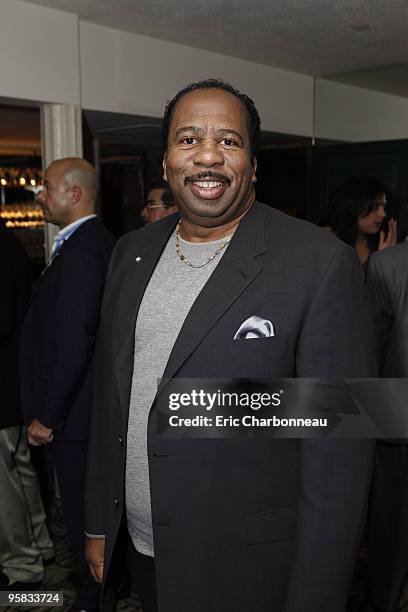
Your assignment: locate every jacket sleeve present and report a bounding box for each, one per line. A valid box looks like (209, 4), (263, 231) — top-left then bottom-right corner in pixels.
(286, 244), (375, 612)
(366, 253), (393, 375)
(37, 247), (108, 430)
(83, 321), (112, 535)
(84, 240), (127, 536)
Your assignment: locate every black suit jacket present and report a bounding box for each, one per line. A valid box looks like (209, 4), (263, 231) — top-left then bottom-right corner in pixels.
(85, 203), (375, 612)
(0, 222), (30, 429)
(367, 242), (408, 376)
(367, 243), (408, 443)
(21, 218), (114, 441)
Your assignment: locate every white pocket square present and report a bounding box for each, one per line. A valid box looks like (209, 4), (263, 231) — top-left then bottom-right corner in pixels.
(233, 316), (275, 340)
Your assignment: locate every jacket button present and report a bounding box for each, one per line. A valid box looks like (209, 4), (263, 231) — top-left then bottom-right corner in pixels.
(114, 497), (120, 507)
(118, 436), (123, 445)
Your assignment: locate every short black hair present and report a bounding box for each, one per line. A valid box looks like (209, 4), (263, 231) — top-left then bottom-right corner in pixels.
(148, 178), (168, 192)
(147, 178), (175, 208)
(162, 78), (261, 156)
(330, 174), (387, 247)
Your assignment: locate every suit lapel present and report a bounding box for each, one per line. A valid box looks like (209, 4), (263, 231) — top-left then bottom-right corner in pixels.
(30, 218), (98, 301)
(159, 203), (267, 387)
(113, 204), (268, 421)
(114, 218), (178, 423)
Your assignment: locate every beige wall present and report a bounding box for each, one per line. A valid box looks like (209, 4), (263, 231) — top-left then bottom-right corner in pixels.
(315, 79), (408, 142)
(0, 0), (80, 105)
(0, 0), (314, 137)
(79, 22), (314, 137)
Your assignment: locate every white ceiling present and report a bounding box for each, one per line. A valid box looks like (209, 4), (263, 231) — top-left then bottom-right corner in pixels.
(23, 0), (408, 85)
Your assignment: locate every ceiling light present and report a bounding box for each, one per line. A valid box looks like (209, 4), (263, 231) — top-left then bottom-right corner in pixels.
(0, 167), (43, 188)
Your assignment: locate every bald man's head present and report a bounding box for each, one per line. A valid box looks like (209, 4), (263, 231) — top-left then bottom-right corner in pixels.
(38, 157), (99, 228)
(52, 157), (98, 200)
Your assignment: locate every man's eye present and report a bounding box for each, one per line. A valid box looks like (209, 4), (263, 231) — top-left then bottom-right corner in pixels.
(221, 138), (236, 146)
(181, 137), (197, 145)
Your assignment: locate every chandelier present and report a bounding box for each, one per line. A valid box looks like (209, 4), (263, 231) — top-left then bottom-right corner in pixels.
(0, 167), (43, 188)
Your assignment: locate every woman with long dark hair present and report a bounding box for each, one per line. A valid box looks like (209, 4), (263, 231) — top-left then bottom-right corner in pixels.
(331, 175), (397, 271)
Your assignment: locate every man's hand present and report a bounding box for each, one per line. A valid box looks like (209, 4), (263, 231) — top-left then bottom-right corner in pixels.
(85, 536), (105, 583)
(378, 218), (397, 251)
(27, 418), (54, 446)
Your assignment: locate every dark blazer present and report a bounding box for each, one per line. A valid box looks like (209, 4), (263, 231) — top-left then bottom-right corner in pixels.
(366, 243), (408, 610)
(367, 242), (408, 377)
(85, 202), (375, 612)
(0, 222), (30, 429)
(366, 242), (408, 442)
(21, 218), (115, 441)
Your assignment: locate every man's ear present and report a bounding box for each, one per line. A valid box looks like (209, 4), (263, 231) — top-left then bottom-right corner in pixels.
(71, 185), (82, 205)
(252, 156), (257, 184)
(162, 154), (167, 182)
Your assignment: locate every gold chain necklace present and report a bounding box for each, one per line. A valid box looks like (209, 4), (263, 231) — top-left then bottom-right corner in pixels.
(175, 221), (232, 268)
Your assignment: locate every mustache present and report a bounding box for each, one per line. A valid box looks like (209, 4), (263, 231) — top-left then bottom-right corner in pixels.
(185, 171), (230, 185)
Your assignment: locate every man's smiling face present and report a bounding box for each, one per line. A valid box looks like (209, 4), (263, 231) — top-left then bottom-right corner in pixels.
(163, 88), (257, 229)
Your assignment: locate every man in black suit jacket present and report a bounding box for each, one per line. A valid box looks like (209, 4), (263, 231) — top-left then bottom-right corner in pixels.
(1, 219), (30, 435)
(21, 158), (114, 611)
(85, 80), (375, 612)
(367, 244), (408, 612)
(0, 221), (54, 588)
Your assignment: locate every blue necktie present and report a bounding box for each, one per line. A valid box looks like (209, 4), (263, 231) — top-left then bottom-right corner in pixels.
(41, 235), (65, 275)
(49, 235), (65, 263)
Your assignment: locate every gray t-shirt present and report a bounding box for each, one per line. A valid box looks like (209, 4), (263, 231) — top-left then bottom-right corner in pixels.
(126, 228), (231, 556)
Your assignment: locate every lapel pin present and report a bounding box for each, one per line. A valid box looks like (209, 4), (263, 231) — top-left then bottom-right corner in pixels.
(135, 257), (142, 262)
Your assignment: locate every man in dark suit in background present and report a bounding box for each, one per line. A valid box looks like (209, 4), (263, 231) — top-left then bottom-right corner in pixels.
(0, 220), (54, 589)
(85, 80), (375, 612)
(367, 244), (408, 612)
(21, 158), (114, 611)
